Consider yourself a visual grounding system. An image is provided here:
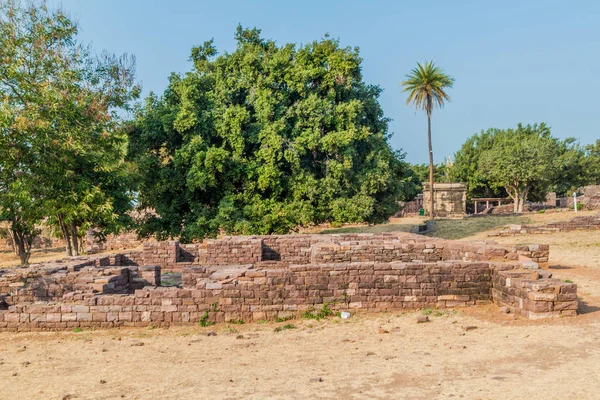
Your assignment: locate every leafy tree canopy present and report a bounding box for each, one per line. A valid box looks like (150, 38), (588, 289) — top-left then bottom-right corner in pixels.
(409, 162), (452, 192)
(451, 124), (594, 204)
(0, 0), (139, 261)
(129, 26), (416, 241)
(477, 123), (558, 212)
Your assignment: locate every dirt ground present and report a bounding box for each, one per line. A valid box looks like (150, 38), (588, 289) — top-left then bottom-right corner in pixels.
(3, 215), (600, 399)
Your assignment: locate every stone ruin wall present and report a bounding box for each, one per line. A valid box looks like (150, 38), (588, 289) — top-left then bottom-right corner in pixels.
(422, 183), (467, 217)
(490, 213), (600, 237)
(0, 233), (578, 331)
(564, 185), (600, 210)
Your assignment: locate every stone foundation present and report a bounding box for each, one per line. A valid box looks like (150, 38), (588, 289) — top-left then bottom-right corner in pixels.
(0, 233), (578, 331)
(490, 213), (600, 237)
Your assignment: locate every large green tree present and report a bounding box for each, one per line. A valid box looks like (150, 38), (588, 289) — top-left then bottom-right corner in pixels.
(129, 27), (416, 242)
(478, 123), (558, 213)
(401, 61), (454, 218)
(451, 127), (591, 202)
(449, 128), (506, 199)
(0, 0), (139, 261)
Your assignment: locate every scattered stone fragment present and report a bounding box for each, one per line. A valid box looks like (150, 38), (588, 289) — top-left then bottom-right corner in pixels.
(499, 306), (510, 314)
(236, 334), (244, 339)
(366, 351), (375, 356)
(207, 332), (217, 337)
(12, 372), (18, 377)
(462, 326), (477, 331)
(417, 315), (430, 323)
(309, 377), (323, 383)
(100, 380), (107, 384)
(378, 328), (389, 334)
(130, 342), (145, 347)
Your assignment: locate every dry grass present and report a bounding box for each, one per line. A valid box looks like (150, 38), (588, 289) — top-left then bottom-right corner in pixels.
(428, 215), (532, 239)
(427, 210), (598, 240)
(0, 247), (67, 269)
(318, 217), (425, 234)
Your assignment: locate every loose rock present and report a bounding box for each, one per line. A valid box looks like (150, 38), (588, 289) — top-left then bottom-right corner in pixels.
(417, 315), (430, 323)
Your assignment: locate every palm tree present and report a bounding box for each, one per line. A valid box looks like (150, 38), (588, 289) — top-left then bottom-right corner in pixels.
(401, 61), (454, 219)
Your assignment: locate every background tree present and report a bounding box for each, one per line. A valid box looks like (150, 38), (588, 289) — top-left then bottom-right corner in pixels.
(449, 128), (506, 199)
(478, 123), (558, 212)
(547, 138), (588, 197)
(451, 126), (591, 205)
(584, 139), (600, 185)
(401, 61), (454, 218)
(409, 162), (452, 193)
(0, 0), (139, 261)
(129, 27), (416, 242)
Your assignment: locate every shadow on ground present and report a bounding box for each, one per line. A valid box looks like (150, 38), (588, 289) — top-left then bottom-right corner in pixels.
(578, 300), (600, 315)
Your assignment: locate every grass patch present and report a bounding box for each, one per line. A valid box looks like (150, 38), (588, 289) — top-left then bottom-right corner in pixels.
(320, 223), (416, 235)
(302, 303), (335, 320)
(275, 315), (294, 323)
(274, 324), (296, 332)
(427, 215), (532, 240)
(199, 310), (215, 327)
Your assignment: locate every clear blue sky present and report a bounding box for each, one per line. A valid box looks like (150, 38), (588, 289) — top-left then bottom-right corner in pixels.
(50, 0), (600, 164)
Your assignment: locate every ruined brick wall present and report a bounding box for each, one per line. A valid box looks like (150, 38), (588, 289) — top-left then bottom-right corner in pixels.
(0, 233), (577, 331)
(0, 262), (160, 306)
(86, 233), (551, 271)
(422, 183), (467, 217)
(490, 213), (600, 237)
(582, 185), (600, 210)
(492, 269), (578, 319)
(85, 231), (146, 254)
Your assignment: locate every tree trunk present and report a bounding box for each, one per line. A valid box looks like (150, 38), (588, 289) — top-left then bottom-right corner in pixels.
(517, 187), (529, 213)
(58, 214), (73, 257)
(11, 228), (30, 265)
(70, 221), (79, 256)
(427, 112), (435, 219)
(513, 192), (520, 213)
(8, 228), (19, 256)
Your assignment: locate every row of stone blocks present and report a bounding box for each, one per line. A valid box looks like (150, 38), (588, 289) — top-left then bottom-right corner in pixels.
(490, 213), (600, 237)
(0, 263), (578, 330)
(492, 270), (578, 319)
(111, 235), (551, 273)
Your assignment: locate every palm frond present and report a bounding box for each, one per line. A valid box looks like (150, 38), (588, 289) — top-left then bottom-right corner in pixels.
(400, 61), (454, 114)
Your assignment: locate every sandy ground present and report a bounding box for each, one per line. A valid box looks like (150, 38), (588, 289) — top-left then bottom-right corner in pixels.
(3, 215), (600, 399)
(2, 308), (600, 400)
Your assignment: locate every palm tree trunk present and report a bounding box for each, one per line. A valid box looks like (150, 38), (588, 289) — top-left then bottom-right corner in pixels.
(427, 112), (435, 219)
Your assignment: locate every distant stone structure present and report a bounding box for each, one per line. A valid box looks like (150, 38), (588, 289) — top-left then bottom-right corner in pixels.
(422, 182), (467, 217)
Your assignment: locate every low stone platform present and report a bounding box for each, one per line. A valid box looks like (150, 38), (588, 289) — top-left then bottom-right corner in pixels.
(489, 213), (600, 237)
